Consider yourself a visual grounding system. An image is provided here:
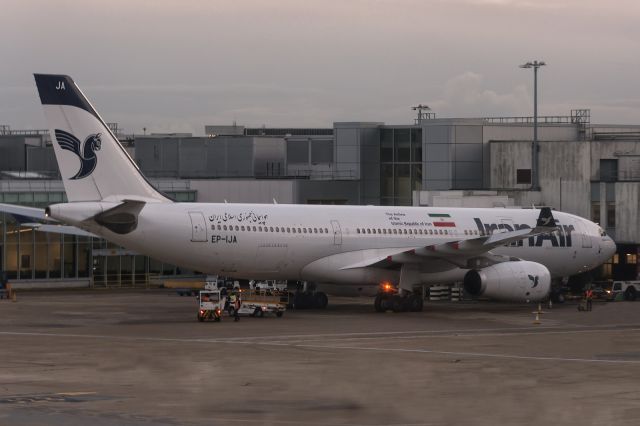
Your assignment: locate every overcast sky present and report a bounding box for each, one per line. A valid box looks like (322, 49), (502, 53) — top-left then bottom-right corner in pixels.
(1, 0), (639, 135)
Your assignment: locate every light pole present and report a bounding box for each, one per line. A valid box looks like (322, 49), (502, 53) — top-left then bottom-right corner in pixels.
(519, 60), (546, 191)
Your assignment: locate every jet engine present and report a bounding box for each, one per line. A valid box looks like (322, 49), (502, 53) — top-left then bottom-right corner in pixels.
(463, 261), (551, 302)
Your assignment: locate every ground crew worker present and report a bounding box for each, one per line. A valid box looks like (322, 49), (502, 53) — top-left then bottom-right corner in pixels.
(234, 294), (241, 322)
(586, 287), (594, 311)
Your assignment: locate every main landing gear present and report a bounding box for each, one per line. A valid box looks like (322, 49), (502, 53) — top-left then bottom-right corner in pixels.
(374, 283), (423, 313)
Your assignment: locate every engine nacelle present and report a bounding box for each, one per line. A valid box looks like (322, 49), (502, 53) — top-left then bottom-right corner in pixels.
(463, 261), (551, 302)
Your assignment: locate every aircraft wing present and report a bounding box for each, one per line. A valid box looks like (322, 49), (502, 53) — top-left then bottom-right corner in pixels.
(0, 202), (56, 222)
(0, 202), (97, 237)
(341, 207), (559, 269)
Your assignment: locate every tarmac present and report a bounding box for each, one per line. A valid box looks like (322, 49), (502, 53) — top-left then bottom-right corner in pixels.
(1, 290), (640, 426)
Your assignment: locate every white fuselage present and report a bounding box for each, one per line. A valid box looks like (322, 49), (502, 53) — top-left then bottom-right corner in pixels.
(68, 203), (615, 287)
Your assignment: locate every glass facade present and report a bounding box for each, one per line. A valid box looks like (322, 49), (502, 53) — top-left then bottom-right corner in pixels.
(380, 127), (422, 206)
(0, 189), (196, 285)
(1, 212), (91, 280)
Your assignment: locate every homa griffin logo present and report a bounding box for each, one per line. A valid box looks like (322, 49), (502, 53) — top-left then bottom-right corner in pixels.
(473, 218), (575, 247)
(528, 274), (539, 288)
(54, 129), (102, 180)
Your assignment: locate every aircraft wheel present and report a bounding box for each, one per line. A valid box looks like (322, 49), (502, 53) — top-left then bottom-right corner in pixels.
(624, 287), (637, 301)
(374, 294), (385, 312)
(314, 292), (328, 309)
(392, 297), (404, 313)
(410, 295), (423, 312)
(197, 312), (204, 322)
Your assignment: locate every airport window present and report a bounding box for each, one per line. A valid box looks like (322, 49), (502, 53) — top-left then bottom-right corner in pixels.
(600, 159), (618, 182)
(607, 202), (616, 228)
(516, 169), (532, 184)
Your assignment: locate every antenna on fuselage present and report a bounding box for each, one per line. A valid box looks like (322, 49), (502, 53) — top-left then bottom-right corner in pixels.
(273, 198), (278, 204)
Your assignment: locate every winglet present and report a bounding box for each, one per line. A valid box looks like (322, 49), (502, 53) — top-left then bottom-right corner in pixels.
(536, 207), (556, 228)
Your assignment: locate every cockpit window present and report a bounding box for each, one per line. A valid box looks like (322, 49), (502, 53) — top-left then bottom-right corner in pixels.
(598, 227), (607, 237)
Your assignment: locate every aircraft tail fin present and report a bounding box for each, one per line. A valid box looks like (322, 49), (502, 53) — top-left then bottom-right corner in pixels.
(33, 74), (170, 203)
(536, 207), (556, 228)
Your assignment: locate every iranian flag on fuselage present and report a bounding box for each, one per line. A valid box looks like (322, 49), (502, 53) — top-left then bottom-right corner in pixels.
(429, 213), (456, 227)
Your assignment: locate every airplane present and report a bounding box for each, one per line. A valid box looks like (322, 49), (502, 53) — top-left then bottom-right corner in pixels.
(1, 74), (617, 312)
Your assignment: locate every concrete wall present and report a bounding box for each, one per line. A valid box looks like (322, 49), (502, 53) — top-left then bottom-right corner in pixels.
(615, 182), (640, 243)
(590, 141), (640, 181)
(491, 140), (591, 218)
(189, 179), (295, 204)
(295, 180), (361, 205)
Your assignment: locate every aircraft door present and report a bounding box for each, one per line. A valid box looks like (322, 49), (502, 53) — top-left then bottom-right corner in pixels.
(330, 220), (342, 245)
(188, 212), (208, 242)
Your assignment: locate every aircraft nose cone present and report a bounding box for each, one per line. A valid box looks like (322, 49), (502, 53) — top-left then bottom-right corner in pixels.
(604, 237), (616, 259)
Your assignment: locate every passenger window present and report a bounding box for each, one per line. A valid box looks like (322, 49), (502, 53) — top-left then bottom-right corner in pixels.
(259, 226), (263, 232)
(269, 226), (274, 232)
(314, 228), (318, 233)
(241, 226), (245, 231)
(287, 227), (291, 232)
(235, 225), (239, 231)
(325, 228), (329, 233)
(292, 228), (296, 233)
(357, 229), (361, 234)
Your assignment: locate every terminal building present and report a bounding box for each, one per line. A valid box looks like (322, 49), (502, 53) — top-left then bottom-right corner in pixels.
(1, 108), (639, 287)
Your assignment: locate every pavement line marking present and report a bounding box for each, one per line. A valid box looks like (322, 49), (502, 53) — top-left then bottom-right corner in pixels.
(2, 324), (640, 345)
(269, 327), (640, 344)
(151, 322), (640, 342)
(3, 329), (640, 365)
(288, 343), (640, 365)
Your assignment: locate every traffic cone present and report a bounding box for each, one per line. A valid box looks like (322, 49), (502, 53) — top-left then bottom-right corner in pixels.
(533, 311), (541, 325)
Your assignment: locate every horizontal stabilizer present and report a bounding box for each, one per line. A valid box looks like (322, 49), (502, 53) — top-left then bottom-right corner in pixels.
(94, 200), (146, 234)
